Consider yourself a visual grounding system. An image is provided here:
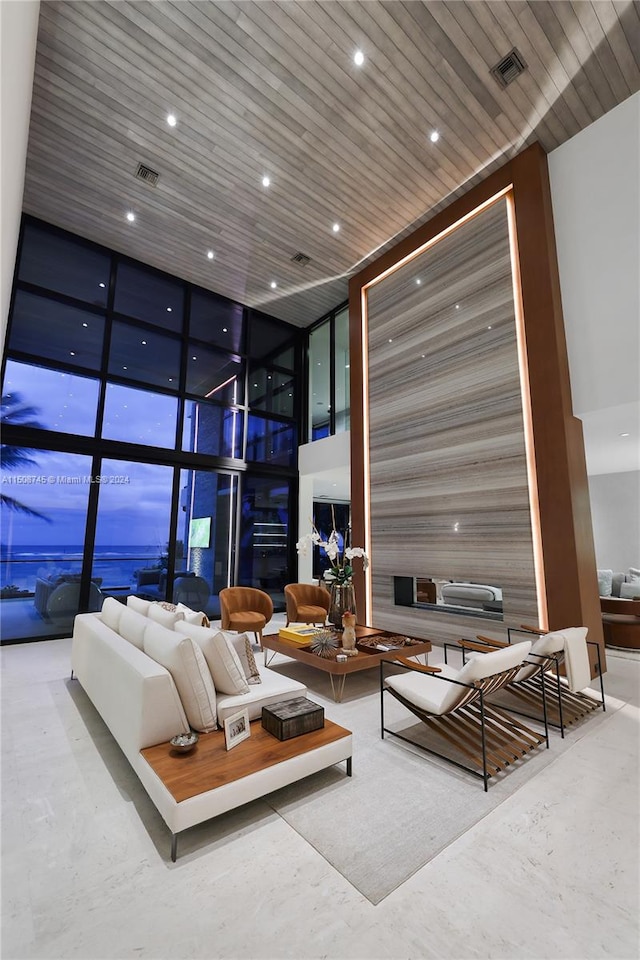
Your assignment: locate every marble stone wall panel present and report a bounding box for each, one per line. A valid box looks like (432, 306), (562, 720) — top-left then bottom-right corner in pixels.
(366, 198), (538, 635)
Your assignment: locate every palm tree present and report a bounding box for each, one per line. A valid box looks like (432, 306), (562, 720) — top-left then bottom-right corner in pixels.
(1, 392), (51, 521)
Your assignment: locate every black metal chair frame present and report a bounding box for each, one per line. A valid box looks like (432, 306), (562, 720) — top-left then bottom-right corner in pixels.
(444, 628), (606, 738)
(380, 658), (549, 792)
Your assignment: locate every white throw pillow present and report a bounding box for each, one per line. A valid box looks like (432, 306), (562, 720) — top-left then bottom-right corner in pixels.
(597, 569), (613, 597)
(127, 594), (152, 616)
(175, 602), (210, 627)
(100, 596), (123, 632)
(143, 623), (217, 732)
(627, 567), (640, 583)
(175, 623), (249, 696)
(222, 631), (261, 685)
(148, 602), (185, 629)
(118, 605), (149, 650)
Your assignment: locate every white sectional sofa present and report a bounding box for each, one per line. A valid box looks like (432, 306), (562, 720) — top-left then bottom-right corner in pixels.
(71, 596), (352, 859)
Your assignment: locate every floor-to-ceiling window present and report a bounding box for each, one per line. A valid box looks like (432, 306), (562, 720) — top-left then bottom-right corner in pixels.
(306, 302), (349, 441)
(0, 218), (301, 642)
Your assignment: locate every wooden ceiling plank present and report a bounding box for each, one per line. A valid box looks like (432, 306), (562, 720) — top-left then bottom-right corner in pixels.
(551, 2), (619, 113)
(612, 0), (640, 70)
(591, 0), (640, 91)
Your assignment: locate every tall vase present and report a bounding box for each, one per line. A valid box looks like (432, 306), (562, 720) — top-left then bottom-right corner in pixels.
(328, 582), (356, 629)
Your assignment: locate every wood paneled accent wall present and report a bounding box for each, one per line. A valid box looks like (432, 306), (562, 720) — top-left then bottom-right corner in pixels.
(349, 143), (605, 664)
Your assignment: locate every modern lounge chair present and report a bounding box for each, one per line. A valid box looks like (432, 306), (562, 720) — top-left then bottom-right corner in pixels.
(284, 583), (331, 627)
(381, 640), (548, 790)
(453, 625), (605, 738)
(219, 586), (273, 649)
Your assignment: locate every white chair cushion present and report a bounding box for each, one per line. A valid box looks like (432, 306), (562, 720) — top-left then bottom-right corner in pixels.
(100, 596), (123, 633)
(597, 569), (613, 597)
(513, 629), (566, 682)
(175, 623), (249, 696)
(143, 622), (217, 732)
(118, 605), (150, 650)
(127, 594), (152, 616)
(148, 602), (185, 629)
(386, 641), (531, 716)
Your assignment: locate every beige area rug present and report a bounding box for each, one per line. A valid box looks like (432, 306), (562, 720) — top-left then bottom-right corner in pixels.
(263, 658), (617, 904)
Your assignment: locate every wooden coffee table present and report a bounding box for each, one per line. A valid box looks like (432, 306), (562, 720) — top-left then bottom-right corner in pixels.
(263, 625), (432, 702)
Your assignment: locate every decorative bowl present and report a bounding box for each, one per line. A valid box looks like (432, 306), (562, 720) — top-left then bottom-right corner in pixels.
(170, 731), (199, 753)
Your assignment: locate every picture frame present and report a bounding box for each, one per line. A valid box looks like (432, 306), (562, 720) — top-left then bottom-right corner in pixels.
(223, 708), (250, 750)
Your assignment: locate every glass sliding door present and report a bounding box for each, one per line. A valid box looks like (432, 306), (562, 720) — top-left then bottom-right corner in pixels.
(178, 468), (239, 620)
(238, 477), (290, 609)
(1, 450), (93, 642)
(92, 460), (174, 604)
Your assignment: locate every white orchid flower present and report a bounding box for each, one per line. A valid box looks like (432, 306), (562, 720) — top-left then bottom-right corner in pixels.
(346, 546), (369, 569)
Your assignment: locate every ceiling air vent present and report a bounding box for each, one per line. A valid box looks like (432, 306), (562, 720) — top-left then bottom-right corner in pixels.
(135, 162), (159, 187)
(490, 48), (527, 88)
(290, 252), (311, 266)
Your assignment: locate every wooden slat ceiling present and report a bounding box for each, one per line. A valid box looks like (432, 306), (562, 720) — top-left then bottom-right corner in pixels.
(23, 0), (640, 328)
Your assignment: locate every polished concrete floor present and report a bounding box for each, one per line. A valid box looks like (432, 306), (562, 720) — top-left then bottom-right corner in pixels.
(1, 624), (638, 960)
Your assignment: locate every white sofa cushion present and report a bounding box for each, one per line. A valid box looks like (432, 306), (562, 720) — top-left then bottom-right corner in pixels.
(620, 581), (640, 600)
(175, 623), (249, 696)
(100, 596), (123, 633)
(386, 641), (531, 716)
(118, 605), (150, 650)
(143, 622), (217, 732)
(148, 602), (185, 629)
(216, 665), (308, 725)
(127, 594), (152, 616)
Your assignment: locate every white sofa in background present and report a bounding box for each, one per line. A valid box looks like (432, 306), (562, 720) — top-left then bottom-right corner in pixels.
(70, 597), (351, 859)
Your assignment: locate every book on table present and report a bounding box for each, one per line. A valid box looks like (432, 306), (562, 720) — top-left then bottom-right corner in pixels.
(278, 625), (326, 644)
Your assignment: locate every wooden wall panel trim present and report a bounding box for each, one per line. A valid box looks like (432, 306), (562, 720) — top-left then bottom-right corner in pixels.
(349, 142), (605, 669)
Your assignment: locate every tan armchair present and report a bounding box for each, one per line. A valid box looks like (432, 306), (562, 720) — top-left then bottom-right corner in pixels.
(284, 583), (330, 627)
(219, 587), (273, 648)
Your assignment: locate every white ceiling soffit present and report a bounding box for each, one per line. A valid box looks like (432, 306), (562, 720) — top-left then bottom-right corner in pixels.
(580, 402), (640, 476)
(22, 0), (640, 328)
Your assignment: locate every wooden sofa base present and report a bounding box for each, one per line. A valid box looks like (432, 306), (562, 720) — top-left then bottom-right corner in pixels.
(139, 720), (353, 860)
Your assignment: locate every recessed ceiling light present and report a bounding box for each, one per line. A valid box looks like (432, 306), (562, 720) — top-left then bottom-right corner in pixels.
(455, 303), (460, 309)
(416, 278), (421, 285)
(99, 282), (106, 288)
(332, 223), (340, 233)
(620, 432), (630, 437)
(70, 351), (75, 356)
(222, 327), (227, 332)
(430, 130), (440, 143)
(126, 211), (135, 222)
(141, 340), (147, 345)
(167, 113), (177, 127)
(354, 50), (364, 66)
(123, 366), (127, 370)
(168, 378), (173, 382)
(487, 325), (492, 330)
(207, 250), (215, 260)
(82, 322), (88, 328)
(262, 175), (270, 187)
(270, 281), (277, 289)
(166, 306), (172, 312)
(192, 356), (197, 361)
(421, 354), (426, 358)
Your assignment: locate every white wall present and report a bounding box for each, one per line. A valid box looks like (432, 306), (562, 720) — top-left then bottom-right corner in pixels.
(549, 93), (640, 570)
(297, 433), (350, 582)
(588, 471), (640, 572)
(548, 92), (640, 477)
(0, 0), (40, 351)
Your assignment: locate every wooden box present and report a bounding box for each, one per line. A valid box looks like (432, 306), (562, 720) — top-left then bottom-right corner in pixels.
(262, 697), (324, 741)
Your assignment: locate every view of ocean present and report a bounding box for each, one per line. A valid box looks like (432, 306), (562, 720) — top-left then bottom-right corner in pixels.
(1, 545), (160, 592)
